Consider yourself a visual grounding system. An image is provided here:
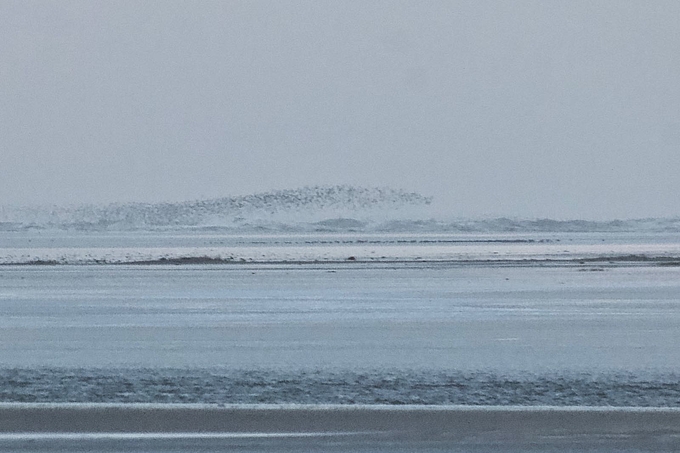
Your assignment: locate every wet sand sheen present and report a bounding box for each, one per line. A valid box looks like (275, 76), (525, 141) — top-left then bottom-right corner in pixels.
(2, 404), (680, 451)
(2, 265), (680, 371)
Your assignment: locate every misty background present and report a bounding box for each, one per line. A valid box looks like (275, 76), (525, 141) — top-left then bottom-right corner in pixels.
(1, 1), (679, 220)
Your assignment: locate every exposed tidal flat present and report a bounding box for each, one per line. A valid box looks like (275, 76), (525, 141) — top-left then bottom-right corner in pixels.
(3, 231), (680, 265)
(1, 234), (680, 395)
(5, 404), (677, 452)
(2, 230), (680, 451)
(3, 404), (680, 452)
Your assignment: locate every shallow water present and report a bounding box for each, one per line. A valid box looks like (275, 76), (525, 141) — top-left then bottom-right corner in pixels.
(3, 368), (680, 406)
(2, 230), (680, 412)
(1, 263), (679, 372)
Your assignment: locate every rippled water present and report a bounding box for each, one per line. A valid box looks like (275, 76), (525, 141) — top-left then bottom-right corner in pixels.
(3, 368), (680, 406)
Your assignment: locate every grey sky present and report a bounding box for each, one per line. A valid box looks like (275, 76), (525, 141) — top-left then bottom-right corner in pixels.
(1, 1), (679, 219)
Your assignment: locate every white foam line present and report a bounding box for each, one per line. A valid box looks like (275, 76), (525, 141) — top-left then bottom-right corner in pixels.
(0, 431), (367, 441)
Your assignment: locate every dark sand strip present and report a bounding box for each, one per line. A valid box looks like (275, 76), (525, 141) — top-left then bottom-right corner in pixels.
(1, 404), (680, 451)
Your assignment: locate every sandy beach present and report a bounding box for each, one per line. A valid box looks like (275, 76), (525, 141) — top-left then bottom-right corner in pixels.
(1, 404), (680, 451)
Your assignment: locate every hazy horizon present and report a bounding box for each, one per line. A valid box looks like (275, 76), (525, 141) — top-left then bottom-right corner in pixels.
(2, 1), (679, 220)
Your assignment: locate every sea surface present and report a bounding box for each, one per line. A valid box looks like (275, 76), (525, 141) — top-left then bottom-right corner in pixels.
(1, 230), (679, 407)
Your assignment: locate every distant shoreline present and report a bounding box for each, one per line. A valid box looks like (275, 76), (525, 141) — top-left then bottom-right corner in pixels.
(2, 255), (680, 267)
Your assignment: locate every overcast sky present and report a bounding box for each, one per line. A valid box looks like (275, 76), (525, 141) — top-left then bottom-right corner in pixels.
(1, 1), (679, 219)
